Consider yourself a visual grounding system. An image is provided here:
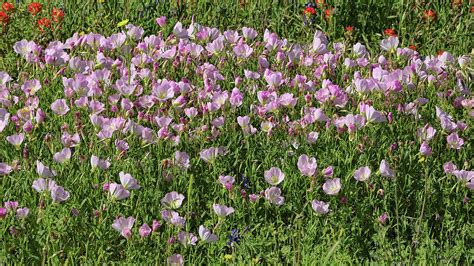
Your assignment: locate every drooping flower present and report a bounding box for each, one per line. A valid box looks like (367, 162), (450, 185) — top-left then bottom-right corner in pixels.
(119, 172), (140, 190)
(112, 216), (135, 240)
(322, 178), (341, 195)
(161, 192), (185, 209)
(419, 141), (433, 156)
(264, 187), (285, 205)
(198, 225), (218, 243)
(264, 167), (285, 186)
(213, 204), (235, 218)
(353, 166), (371, 182)
(297, 155), (317, 177)
(379, 160), (395, 178)
(311, 200), (330, 215)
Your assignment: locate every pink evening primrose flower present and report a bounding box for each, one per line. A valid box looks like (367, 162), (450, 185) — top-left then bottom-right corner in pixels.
(212, 203), (234, 218)
(297, 154), (317, 177)
(112, 216), (135, 240)
(264, 167), (285, 185)
(311, 200), (330, 215)
(322, 178), (341, 195)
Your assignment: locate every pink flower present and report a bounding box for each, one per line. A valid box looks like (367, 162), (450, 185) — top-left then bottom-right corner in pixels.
(0, 163), (12, 175)
(90, 155), (111, 170)
(53, 148), (71, 163)
(443, 161), (457, 174)
(198, 225), (218, 243)
(264, 187), (285, 205)
(112, 216), (135, 240)
(161, 191), (185, 209)
(353, 166), (371, 182)
(213, 203), (234, 218)
(416, 124), (436, 142)
(50, 99), (70, 116)
(108, 183), (130, 200)
(161, 210), (185, 227)
(322, 166), (333, 177)
(174, 151), (190, 169)
(6, 133), (24, 147)
(0, 208), (6, 219)
(167, 254), (184, 266)
(32, 178), (57, 193)
(378, 212), (389, 224)
(139, 223), (152, 238)
(323, 178), (341, 195)
(380, 36), (399, 51)
(218, 175), (235, 191)
(119, 172), (140, 190)
(419, 141), (432, 156)
(36, 160), (57, 178)
(16, 207), (29, 219)
(311, 200), (330, 215)
(264, 167), (285, 185)
(152, 219), (161, 231)
(51, 185), (70, 203)
(447, 132), (464, 150)
(0, 108), (10, 133)
(177, 231), (198, 246)
(379, 160), (395, 178)
(297, 155), (317, 177)
(155, 16), (166, 27)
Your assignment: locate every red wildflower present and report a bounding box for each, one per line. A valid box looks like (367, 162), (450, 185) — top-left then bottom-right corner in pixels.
(409, 44), (417, 51)
(345, 26), (354, 32)
(471, 6), (474, 13)
(1, 2), (14, 13)
(51, 8), (64, 23)
(304, 7), (317, 15)
(423, 9), (437, 21)
(437, 50), (445, 56)
(37, 17), (51, 32)
(324, 8), (333, 19)
(384, 28), (397, 37)
(0, 11), (9, 25)
(28, 2), (42, 16)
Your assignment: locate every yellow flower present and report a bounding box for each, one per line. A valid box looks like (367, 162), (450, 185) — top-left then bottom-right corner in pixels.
(117, 19), (129, 27)
(224, 254), (233, 260)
